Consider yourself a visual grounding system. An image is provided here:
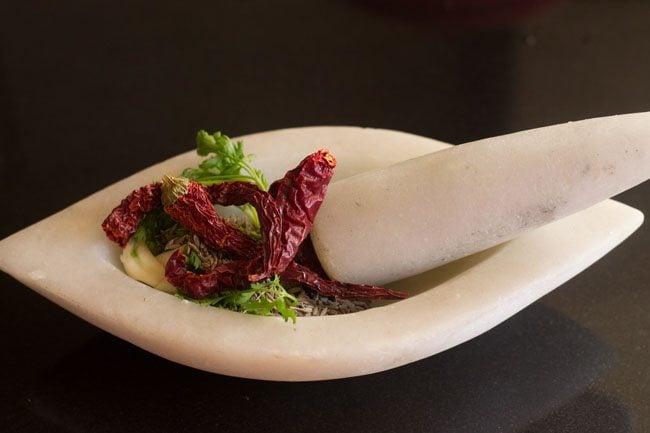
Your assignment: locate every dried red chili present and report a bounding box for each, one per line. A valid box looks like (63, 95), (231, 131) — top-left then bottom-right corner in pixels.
(166, 253), (407, 300)
(165, 249), (251, 299)
(161, 176), (259, 259)
(102, 183), (162, 247)
(205, 181), (282, 281)
(269, 149), (336, 272)
(281, 262), (407, 300)
(293, 236), (328, 278)
(103, 150), (409, 303)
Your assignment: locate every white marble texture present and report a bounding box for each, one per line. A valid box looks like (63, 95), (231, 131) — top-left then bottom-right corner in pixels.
(0, 126), (644, 381)
(312, 114), (650, 285)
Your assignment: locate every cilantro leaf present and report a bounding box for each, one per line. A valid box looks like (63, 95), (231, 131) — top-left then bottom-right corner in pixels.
(177, 275), (298, 323)
(133, 208), (186, 255)
(184, 248), (203, 273)
(183, 130), (268, 191)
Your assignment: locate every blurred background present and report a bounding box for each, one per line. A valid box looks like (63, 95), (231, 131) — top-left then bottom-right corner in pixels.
(1, 1), (649, 432)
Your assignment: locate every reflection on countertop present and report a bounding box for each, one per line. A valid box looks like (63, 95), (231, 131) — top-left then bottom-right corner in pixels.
(22, 303), (629, 433)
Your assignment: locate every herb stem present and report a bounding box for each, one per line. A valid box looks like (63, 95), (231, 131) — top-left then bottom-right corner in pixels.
(239, 160), (269, 191)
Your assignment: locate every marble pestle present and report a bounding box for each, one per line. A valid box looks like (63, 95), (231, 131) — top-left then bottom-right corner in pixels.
(310, 113), (650, 285)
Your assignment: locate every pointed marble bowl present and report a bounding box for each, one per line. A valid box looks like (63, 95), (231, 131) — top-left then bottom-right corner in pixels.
(0, 127), (643, 381)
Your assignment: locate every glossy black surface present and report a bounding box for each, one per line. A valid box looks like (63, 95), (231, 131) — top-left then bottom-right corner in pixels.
(1, 1), (649, 432)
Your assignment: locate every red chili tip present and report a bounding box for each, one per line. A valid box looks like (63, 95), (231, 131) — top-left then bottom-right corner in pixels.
(318, 148), (336, 167)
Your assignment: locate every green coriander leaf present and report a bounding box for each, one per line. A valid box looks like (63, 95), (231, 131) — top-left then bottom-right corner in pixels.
(186, 130), (267, 191)
(185, 249), (203, 273)
(133, 208), (185, 255)
(176, 275), (298, 323)
(196, 130), (217, 156)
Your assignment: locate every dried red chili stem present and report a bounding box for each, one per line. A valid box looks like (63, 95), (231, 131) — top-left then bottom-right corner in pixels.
(205, 181), (282, 281)
(162, 176), (259, 258)
(102, 183), (162, 247)
(165, 249), (251, 299)
(270, 149), (336, 272)
(281, 262), (408, 300)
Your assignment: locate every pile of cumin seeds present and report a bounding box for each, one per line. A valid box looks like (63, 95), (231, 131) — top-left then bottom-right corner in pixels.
(290, 288), (371, 316)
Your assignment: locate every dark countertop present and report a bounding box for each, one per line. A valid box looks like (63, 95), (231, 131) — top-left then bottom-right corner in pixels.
(1, 1), (649, 432)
